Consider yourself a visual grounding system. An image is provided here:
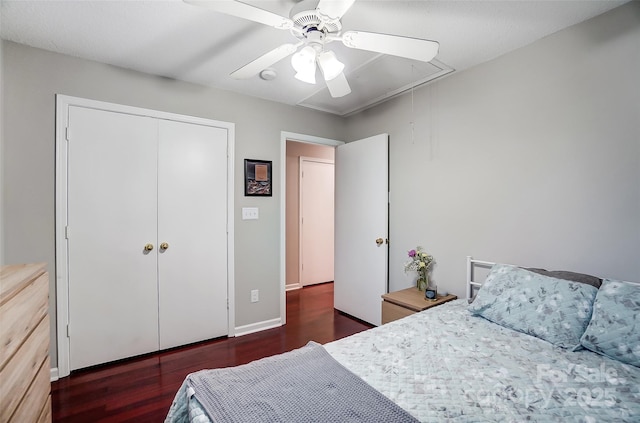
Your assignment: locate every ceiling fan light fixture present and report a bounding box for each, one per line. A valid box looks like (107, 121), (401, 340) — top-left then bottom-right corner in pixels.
(318, 51), (344, 81)
(189, 0), (441, 96)
(295, 71), (316, 84)
(291, 45), (317, 84)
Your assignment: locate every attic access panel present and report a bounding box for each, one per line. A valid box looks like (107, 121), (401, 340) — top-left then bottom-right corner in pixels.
(298, 56), (454, 116)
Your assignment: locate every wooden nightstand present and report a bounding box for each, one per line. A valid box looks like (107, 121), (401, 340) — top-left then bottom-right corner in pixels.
(381, 288), (457, 324)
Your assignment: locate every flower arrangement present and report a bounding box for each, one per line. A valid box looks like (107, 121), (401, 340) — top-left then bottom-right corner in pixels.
(404, 246), (434, 291)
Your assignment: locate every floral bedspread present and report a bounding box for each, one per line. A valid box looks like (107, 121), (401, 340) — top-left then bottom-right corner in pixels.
(325, 299), (640, 422)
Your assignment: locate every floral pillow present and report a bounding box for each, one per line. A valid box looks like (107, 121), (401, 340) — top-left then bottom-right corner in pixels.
(467, 267), (601, 304)
(580, 279), (640, 367)
(468, 264), (598, 349)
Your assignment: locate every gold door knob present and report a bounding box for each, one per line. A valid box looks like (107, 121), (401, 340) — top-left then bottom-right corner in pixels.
(160, 242), (169, 250)
(376, 238), (384, 246)
(144, 243), (154, 251)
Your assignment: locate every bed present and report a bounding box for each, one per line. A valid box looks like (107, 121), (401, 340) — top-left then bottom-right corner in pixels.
(166, 257), (640, 422)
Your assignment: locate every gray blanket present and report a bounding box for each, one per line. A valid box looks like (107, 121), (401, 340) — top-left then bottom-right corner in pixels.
(186, 341), (419, 423)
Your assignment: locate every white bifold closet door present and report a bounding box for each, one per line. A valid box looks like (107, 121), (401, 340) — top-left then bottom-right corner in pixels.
(67, 106), (228, 371)
(157, 120), (228, 350)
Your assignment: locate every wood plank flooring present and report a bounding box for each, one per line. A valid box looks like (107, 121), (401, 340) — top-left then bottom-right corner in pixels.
(51, 282), (373, 422)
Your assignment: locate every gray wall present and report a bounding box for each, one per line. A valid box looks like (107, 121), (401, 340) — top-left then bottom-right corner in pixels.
(346, 2), (640, 296)
(2, 40), (345, 366)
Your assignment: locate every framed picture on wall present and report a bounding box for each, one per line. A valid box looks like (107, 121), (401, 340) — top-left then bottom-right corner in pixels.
(244, 159), (272, 196)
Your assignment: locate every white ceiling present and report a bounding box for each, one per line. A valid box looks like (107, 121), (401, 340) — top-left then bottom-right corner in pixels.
(0, 0), (628, 116)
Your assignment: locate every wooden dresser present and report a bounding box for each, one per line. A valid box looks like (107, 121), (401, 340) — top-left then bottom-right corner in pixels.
(0, 263), (52, 423)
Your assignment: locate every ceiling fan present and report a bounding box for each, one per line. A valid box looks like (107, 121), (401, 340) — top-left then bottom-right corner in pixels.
(185, 0), (439, 98)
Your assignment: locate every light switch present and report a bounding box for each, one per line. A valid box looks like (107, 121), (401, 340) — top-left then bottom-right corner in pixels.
(242, 207), (259, 220)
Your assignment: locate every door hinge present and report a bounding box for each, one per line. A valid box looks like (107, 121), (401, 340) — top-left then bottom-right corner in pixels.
(227, 299), (229, 310)
(65, 127), (70, 142)
(66, 324), (70, 338)
(65, 226), (70, 239)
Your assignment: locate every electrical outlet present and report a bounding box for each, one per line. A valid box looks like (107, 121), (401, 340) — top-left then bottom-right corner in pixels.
(251, 289), (259, 303)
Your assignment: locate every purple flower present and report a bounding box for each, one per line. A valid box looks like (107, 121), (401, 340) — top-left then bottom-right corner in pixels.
(408, 249), (417, 258)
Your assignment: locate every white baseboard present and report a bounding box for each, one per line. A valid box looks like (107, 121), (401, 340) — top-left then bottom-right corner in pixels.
(286, 283), (301, 291)
(51, 367), (59, 382)
(234, 317), (282, 337)
(49, 318), (281, 380)
(49, 321), (282, 380)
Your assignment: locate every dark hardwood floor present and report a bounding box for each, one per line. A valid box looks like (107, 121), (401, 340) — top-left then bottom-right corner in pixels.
(52, 282), (373, 422)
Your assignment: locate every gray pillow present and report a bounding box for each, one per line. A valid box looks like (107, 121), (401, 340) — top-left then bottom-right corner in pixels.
(525, 268), (602, 289)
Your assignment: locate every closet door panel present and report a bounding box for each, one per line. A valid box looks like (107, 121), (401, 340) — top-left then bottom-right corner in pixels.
(67, 107), (159, 370)
(157, 120), (229, 349)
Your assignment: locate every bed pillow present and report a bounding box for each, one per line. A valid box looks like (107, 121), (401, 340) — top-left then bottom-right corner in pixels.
(580, 279), (640, 367)
(468, 264), (598, 349)
(468, 267), (601, 304)
(525, 268), (602, 289)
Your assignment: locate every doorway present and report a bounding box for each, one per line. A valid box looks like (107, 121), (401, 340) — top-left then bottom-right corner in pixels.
(285, 141), (335, 290)
(280, 131), (389, 327)
(279, 132), (344, 324)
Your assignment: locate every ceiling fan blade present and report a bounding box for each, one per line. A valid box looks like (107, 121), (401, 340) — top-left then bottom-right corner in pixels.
(185, 0), (293, 30)
(230, 43), (299, 79)
(341, 31), (439, 62)
(316, 0), (355, 22)
(325, 72), (351, 98)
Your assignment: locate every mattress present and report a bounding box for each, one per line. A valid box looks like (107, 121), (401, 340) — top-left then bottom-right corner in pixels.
(325, 299), (640, 421)
(167, 299), (640, 422)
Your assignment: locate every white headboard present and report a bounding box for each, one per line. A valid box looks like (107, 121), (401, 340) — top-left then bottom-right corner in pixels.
(465, 256), (635, 298)
(466, 256), (495, 300)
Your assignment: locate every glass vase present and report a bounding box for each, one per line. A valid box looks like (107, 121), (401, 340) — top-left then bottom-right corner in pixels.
(417, 275), (428, 291)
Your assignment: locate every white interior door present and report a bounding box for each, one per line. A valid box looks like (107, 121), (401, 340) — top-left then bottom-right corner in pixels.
(334, 134), (389, 326)
(157, 120), (229, 349)
(300, 158), (334, 286)
(67, 106), (159, 370)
